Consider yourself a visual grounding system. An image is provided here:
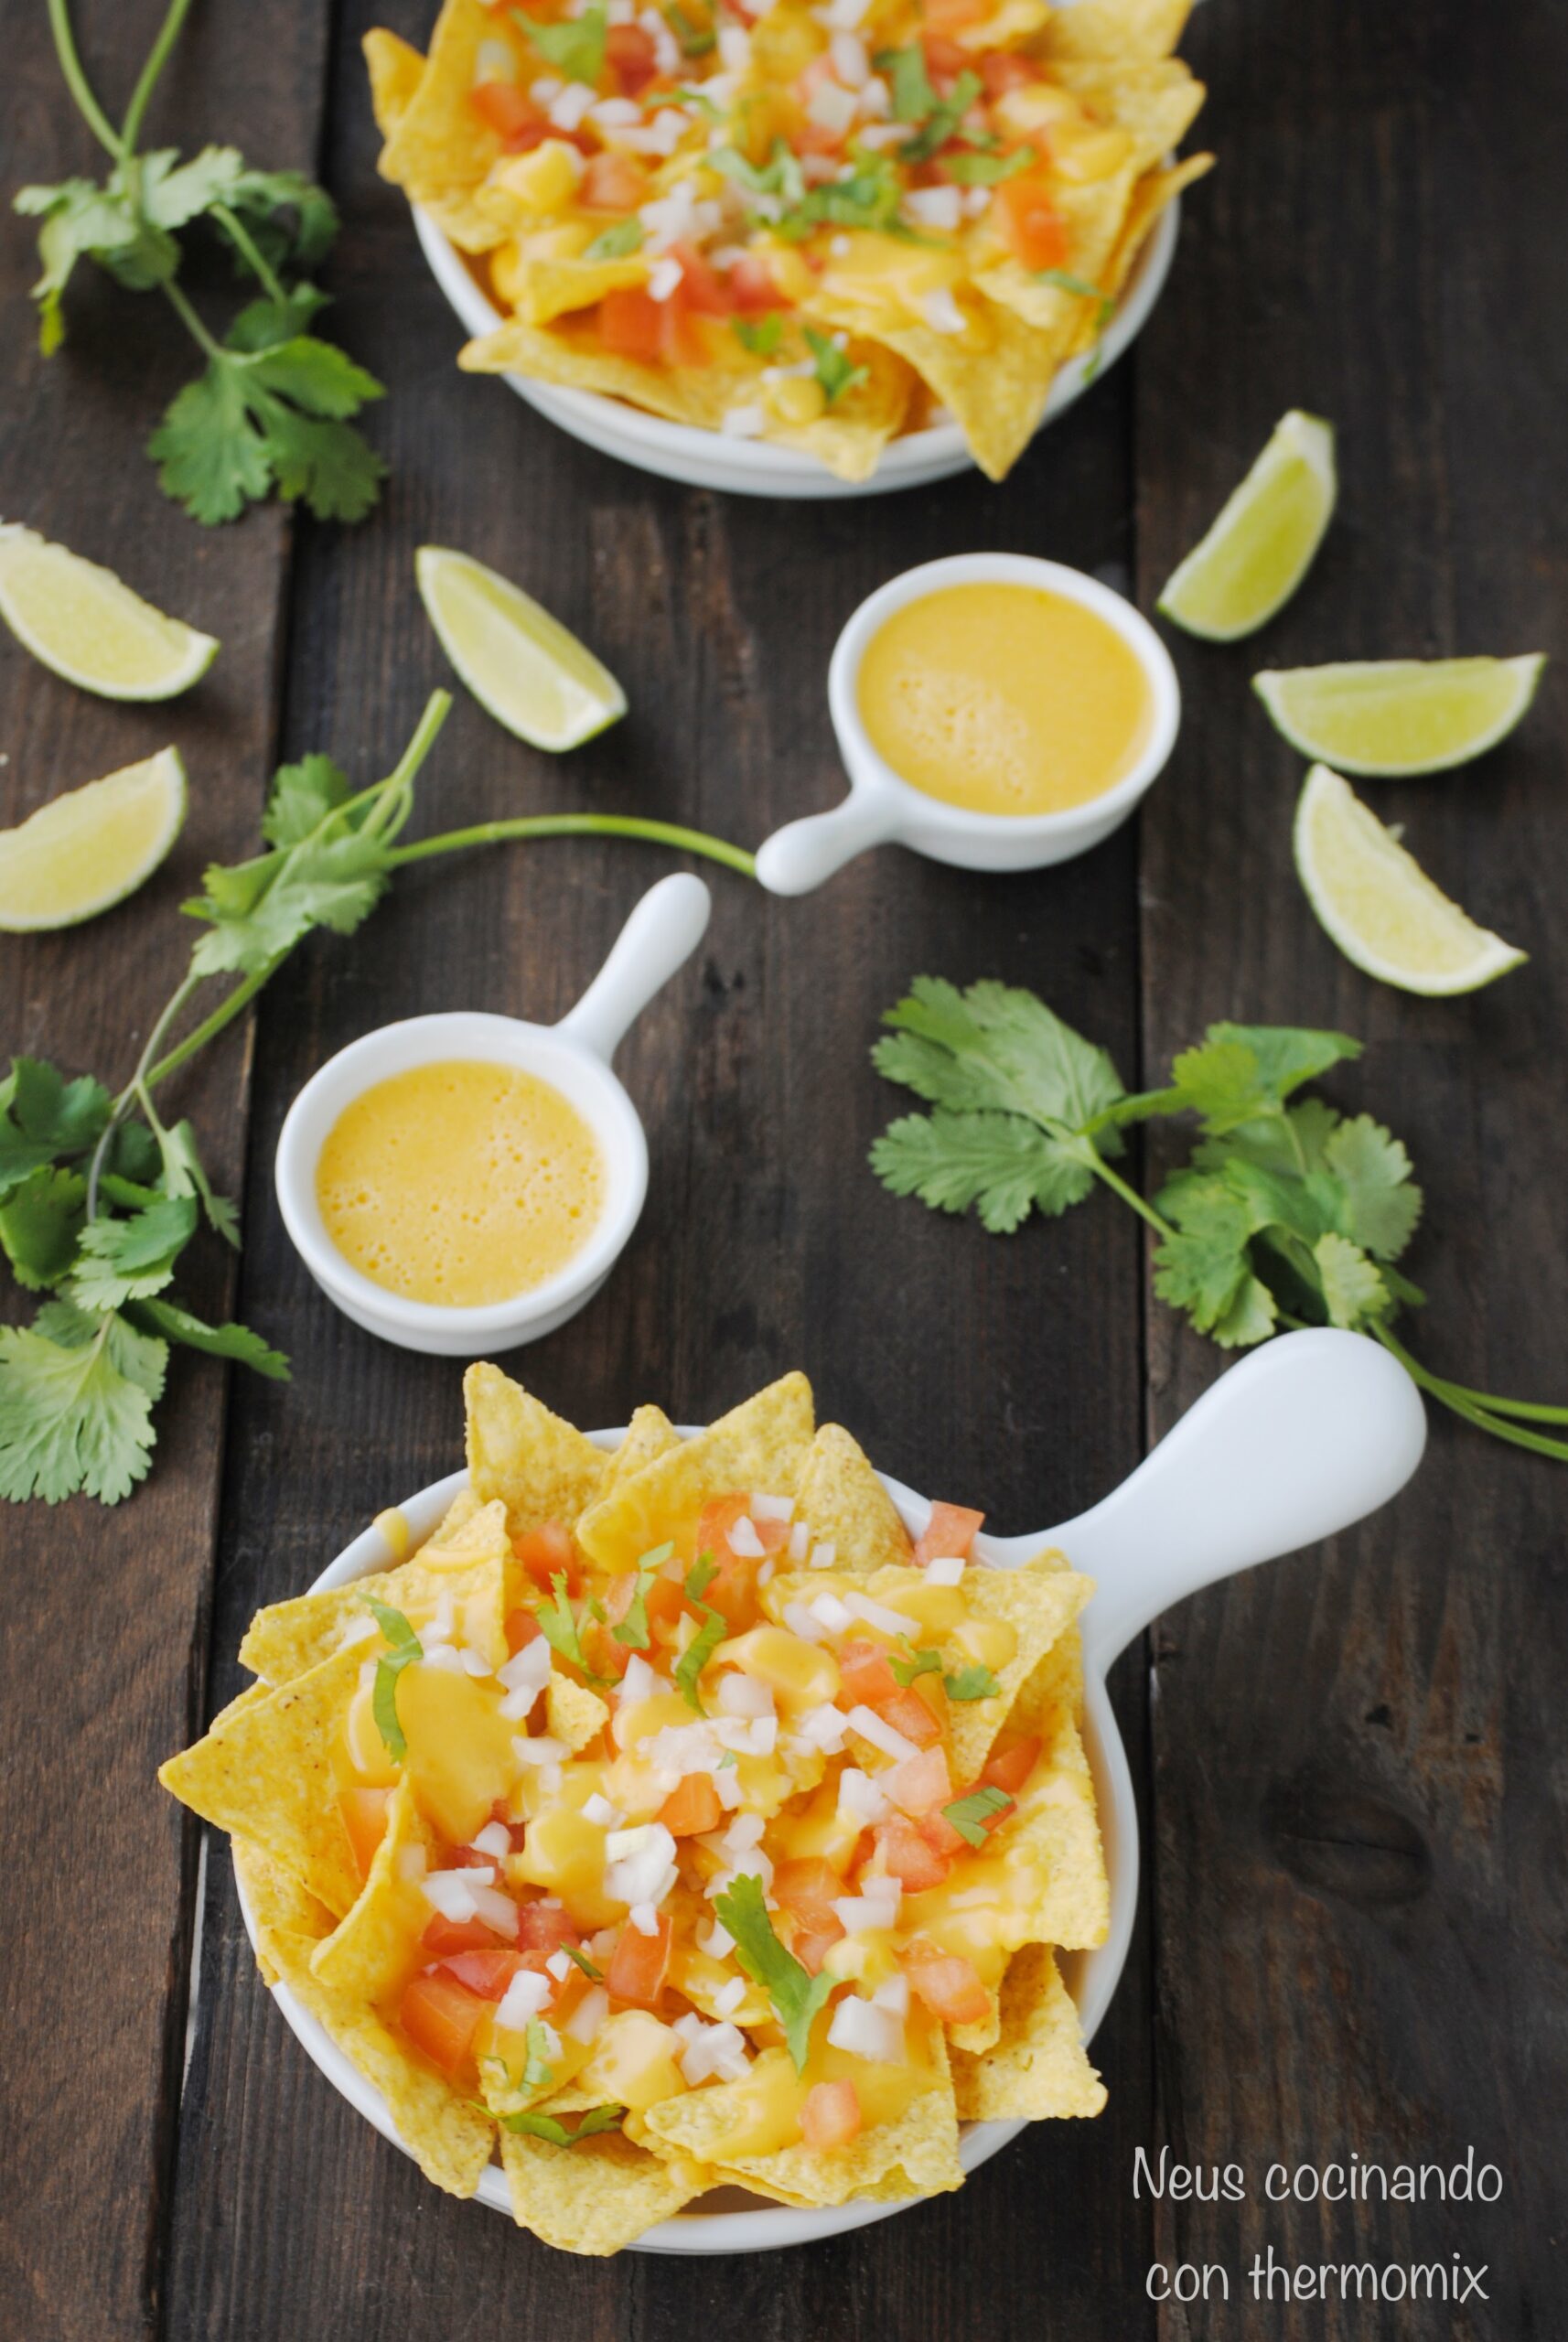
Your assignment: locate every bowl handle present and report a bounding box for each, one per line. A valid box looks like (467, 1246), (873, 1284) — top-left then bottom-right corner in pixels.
(555, 872), (711, 1063)
(755, 792), (901, 896)
(1007, 1330), (1427, 1678)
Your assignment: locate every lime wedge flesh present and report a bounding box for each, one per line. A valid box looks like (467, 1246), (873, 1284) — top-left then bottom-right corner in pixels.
(1158, 411), (1337, 641)
(0, 525), (218, 701)
(415, 546), (627, 751)
(1256, 655), (1545, 775)
(0, 747), (187, 931)
(1293, 763), (1526, 994)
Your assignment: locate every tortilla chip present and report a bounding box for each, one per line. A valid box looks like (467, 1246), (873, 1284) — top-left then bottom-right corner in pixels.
(810, 295), (1071, 484)
(993, 1603), (1109, 1950)
(793, 1423), (913, 1574)
(310, 1774), (437, 2003)
(159, 1646), (365, 1918)
(371, 0), (516, 251)
(947, 1999), (1002, 2057)
(238, 1504), (513, 1684)
(1102, 151), (1215, 297)
(465, 1363), (608, 1536)
(232, 1838), (335, 1984)
(1052, 59), (1207, 175)
(647, 2034), (963, 2208)
(427, 1486), (484, 1545)
(547, 1675), (610, 1754)
(362, 28), (424, 139)
(1041, 0), (1192, 63)
(499, 2125), (709, 2252)
(575, 1374), (816, 1572)
(606, 1405), (682, 1491)
(950, 1945), (1106, 2121)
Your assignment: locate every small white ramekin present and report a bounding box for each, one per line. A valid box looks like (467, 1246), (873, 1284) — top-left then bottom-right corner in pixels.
(754, 552), (1181, 894)
(274, 873), (710, 1355)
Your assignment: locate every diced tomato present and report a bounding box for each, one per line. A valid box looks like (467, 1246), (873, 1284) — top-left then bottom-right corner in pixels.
(422, 1909), (510, 1956)
(774, 1857), (846, 1936)
(877, 1685), (944, 1751)
(399, 1971), (489, 2078)
(886, 1744), (952, 1818)
(658, 1773), (724, 1837)
(836, 1638), (901, 1707)
(606, 21), (660, 94)
(924, 0), (989, 32)
(669, 242), (731, 316)
(607, 1913), (673, 2010)
(993, 174), (1069, 271)
(516, 1902), (583, 1956)
(487, 1798), (529, 1853)
(512, 1520), (578, 1596)
(910, 1502), (985, 1570)
(598, 286), (693, 370)
(792, 1927), (843, 1977)
(469, 79), (546, 149)
(605, 1565), (686, 1643)
(437, 1948), (529, 2001)
(581, 150), (652, 210)
(873, 1814), (950, 1892)
(980, 50), (1035, 98)
(728, 253), (781, 313)
(900, 1937), (991, 2025)
(980, 1735), (1041, 1795)
(922, 32), (976, 80)
(504, 1607), (542, 1656)
(801, 2078), (862, 2150)
(451, 1842), (502, 1869)
(338, 1787), (391, 1883)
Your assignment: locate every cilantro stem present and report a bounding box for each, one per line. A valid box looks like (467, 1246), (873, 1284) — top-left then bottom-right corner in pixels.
(46, 0), (124, 160)
(1087, 1148), (1175, 1240)
(388, 816), (757, 880)
(161, 276), (226, 365)
(209, 202), (289, 307)
(1371, 1324), (1568, 1458)
(145, 959), (282, 1093)
(84, 969), (202, 1221)
(119, 0), (197, 156)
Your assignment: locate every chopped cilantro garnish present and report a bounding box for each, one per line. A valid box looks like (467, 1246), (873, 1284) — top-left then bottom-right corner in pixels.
(943, 1661), (1003, 1702)
(501, 2103), (626, 2145)
(512, 3), (607, 86)
(803, 327), (869, 405)
(889, 1644), (943, 1687)
(941, 1784), (1013, 1847)
(732, 311), (784, 358)
(537, 1569), (610, 1686)
(684, 1549), (719, 1602)
(943, 144), (1036, 187)
(674, 1602), (728, 1712)
(875, 44), (939, 124)
(521, 2017), (556, 2091)
(714, 1874), (833, 2073)
(584, 218), (644, 262)
(1036, 267), (1116, 331)
(563, 1942), (603, 1982)
(363, 1596), (421, 1760)
(613, 1542), (672, 1650)
(898, 70), (983, 164)
(668, 2), (716, 55)
(709, 141), (804, 205)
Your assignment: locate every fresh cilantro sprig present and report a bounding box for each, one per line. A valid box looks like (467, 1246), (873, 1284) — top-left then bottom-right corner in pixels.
(872, 978), (1568, 1462)
(364, 1598), (422, 1760)
(941, 1785), (1012, 1848)
(612, 1542), (673, 1651)
(714, 1874), (833, 2072)
(521, 2017), (557, 2091)
(731, 312), (784, 360)
(803, 328), (869, 406)
(501, 2104), (626, 2145)
(537, 1571), (612, 1686)
(943, 1661), (1002, 1702)
(16, 0), (385, 524)
(513, 3), (607, 88)
(584, 218), (644, 263)
(562, 1943), (604, 1982)
(675, 1601), (729, 1713)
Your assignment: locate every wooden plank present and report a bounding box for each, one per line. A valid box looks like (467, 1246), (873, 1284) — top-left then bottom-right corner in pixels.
(163, 2), (1153, 2330)
(0, 4), (332, 2336)
(1134, 1), (1566, 2332)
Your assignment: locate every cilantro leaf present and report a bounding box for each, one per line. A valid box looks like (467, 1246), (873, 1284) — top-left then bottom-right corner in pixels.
(871, 1109), (1098, 1232)
(877, 979), (1128, 1135)
(875, 44), (940, 124)
(184, 827), (393, 977)
(941, 1785), (1012, 1848)
(365, 1597), (422, 1758)
(684, 1550), (718, 1602)
(584, 218), (644, 262)
(1036, 266), (1115, 331)
(263, 754), (354, 849)
(1318, 1115), (1423, 1262)
(522, 2017), (557, 2090)
(149, 334), (386, 528)
(573, 2102), (627, 2138)
(714, 1874), (832, 2073)
(889, 1645), (942, 1687)
(943, 145), (1036, 187)
(943, 1661), (1001, 1701)
(501, 2102), (625, 2144)
(0, 1301), (166, 1505)
(514, 4), (607, 85)
(1314, 1232), (1391, 1331)
(0, 1167), (86, 1290)
(563, 1943), (603, 1981)
(0, 1059), (113, 1198)
(899, 70), (983, 162)
(70, 1197), (199, 1311)
(802, 327), (868, 405)
(669, 4), (715, 54)
(731, 312), (783, 359)
(613, 1543), (672, 1649)
(674, 1603), (728, 1712)
(156, 1117), (240, 1246)
(148, 362), (272, 524)
(123, 1297), (290, 1380)
(537, 1570), (610, 1686)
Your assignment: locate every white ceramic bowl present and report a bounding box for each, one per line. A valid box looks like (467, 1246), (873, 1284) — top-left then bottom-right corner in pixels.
(236, 1330), (1427, 2252)
(274, 874), (710, 1355)
(413, 193), (1179, 500)
(754, 552), (1181, 893)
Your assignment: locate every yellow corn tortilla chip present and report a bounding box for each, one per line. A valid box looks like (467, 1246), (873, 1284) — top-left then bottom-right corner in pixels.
(973, 160), (1143, 337)
(232, 1838), (335, 1984)
(370, 0), (515, 252)
(951, 1945), (1106, 2121)
(362, 27), (424, 139)
(952, 0), (1049, 48)
(1052, 58), (1207, 175)
(576, 1373), (816, 1571)
(238, 1504), (513, 1684)
(427, 1486), (484, 1544)
(646, 2035), (963, 2209)
(546, 1675), (610, 1753)
(947, 1998), (1002, 2057)
(606, 1404), (682, 1491)
(793, 1423), (913, 1574)
(994, 1614), (1109, 1950)
(465, 1363), (609, 1535)
(159, 1646), (365, 1918)
(1102, 151), (1214, 297)
(1041, 0), (1192, 63)
(309, 1774), (438, 2003)
(500, 2125), (710, 2253)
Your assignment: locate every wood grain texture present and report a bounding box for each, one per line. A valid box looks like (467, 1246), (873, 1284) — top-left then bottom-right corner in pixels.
(1134, 3), (1567, 2335)
(0, 4), (329, 2337)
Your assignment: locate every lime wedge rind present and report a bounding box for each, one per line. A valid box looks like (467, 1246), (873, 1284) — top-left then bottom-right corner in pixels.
(1158, 411), (1337, 642)
(0, 524), (219, 703)
(415, 545), (627, 753)
(1293, 762), (1526, 996)
(0, 747), (188, 932)
(1255, 654), (1546, 776)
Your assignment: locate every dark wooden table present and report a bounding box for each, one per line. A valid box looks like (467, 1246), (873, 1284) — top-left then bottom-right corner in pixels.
(4, 2), (1563, 2335)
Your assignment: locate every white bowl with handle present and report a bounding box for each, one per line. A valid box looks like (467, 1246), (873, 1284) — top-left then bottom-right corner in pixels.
(236, 1328), (1426, 2249)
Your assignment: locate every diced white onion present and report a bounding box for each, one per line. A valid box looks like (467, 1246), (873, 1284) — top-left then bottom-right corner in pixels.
(494, 1967), (552, 2030)
(589, 94), (640, 126)
(420, 1871), (479, 1923)
(718, 1674), (775, 1719)
(420, 1643), (464, 1673)
(717, 24), (752, 70)
(628, 1901), (660, 1938)
(722, 1811), (765, 1854)
(468, 1884), (521, 1938)
(457, 1647), (492, 1678)
(647, 254), (684, 304)
(925, 1555), (966, 1586)
(564, 1985), (609, 2043)
(618, 1653), (658, 1705)
(471, 1821), (511, 1859)
(903, 185), (962, 231)
(337, 1614), (378, 1649)
(809, 1541), (838, 1570)
(806, 80), (859, 134)
(832, 1885), (900, 1935)
(750, 1493), (793, 1521)
(395, 1844), (428, 1883)
(809, 1591), (853, 1635)
(512, 1735), (568, 1767)
(921, 285), (968, 336)
(605, 1822), (679, 1909)
(757, 1558), (775, 1586)
(830, 30), (868, 85)
(546, 1950), (573, 1982)
(674, 2014), (750, 2085)
(827, 1995), (904, 2063)
(499, 1638), (553, 1699)
(837, 1765), (889, 1823)
(714, 1975), (747, 2017)
(474, 38), (515, 86)
(872, 1974), (910, 2016)
(726, 1514), (766, 1559)
(698, 1918), (735, 1960)
(583, 1792), (623, 1829)
(782, 1602), (826, 1644)
(789, 1521), (810, 1562)
(547, 81), (598, 133)
(794, 1703), (847, 1754)
(714, 1767), (744, 1809)
(845, 1703), (920, 1763)
(845, 1592), (922, 1640)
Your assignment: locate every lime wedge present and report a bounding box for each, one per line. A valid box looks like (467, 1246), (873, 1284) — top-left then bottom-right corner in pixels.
(0, 525), (218, 701)
(1158, 412), (1337, 640)
(415, 546), (627, 750)
(1256, 655), (1545, 776)
(1294, 763), (1525, 994)
(0, 748), (187, 931)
